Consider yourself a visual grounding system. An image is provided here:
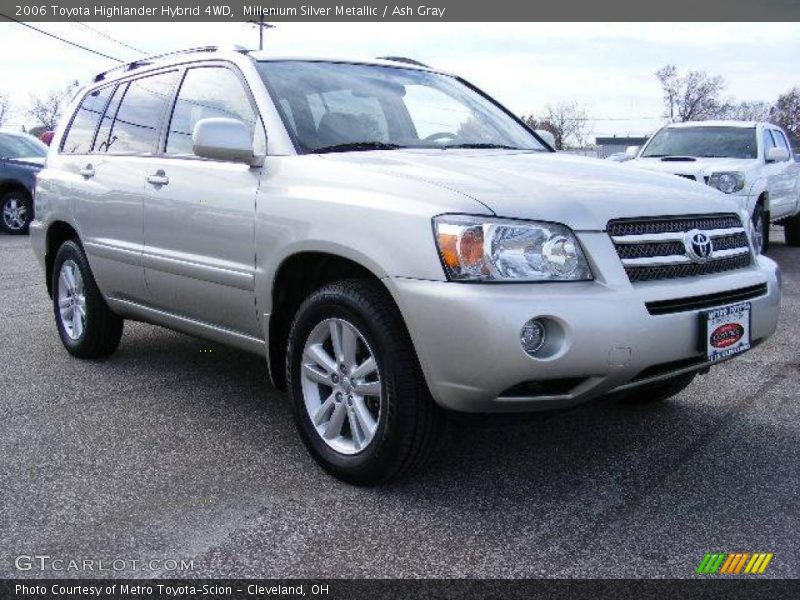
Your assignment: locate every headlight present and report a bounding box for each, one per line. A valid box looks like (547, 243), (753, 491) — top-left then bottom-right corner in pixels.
(707, 172), (745, 194)
(433, 215), (593, 282)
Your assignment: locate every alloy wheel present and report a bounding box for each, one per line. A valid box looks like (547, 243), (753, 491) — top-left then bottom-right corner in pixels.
(300, 318), (382, 455)
(2, 197), (27, 231)
(57, 260), (87, 340)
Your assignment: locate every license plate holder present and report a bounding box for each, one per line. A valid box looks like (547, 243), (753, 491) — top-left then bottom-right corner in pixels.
(701, 301), (752, 362)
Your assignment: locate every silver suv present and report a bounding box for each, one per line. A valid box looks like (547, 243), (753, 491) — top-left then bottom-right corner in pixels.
(31, 47), (781, 483)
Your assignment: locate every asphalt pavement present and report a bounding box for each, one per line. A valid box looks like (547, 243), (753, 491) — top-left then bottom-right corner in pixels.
(0, 229), (797, 579)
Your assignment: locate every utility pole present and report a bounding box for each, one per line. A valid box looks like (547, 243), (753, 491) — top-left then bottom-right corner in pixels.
(249, 16), (276, 51)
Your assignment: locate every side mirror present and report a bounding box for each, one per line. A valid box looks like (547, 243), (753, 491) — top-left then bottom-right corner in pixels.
(766, 146), (790, 163)
(192, 118), (254, 163)
(625, 145), (640, 158)
(535, 129), (556, 149)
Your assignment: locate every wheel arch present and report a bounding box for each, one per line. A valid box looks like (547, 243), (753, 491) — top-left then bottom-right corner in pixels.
(44, 221), (80, 297)
(0, 179), (32, 200)
(266, 250), (395, 391)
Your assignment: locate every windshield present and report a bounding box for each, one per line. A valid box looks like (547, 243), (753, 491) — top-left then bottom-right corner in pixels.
(642, 127), (757, 159)
(257, 61), (545, 153)
(0, 133), (47, 159)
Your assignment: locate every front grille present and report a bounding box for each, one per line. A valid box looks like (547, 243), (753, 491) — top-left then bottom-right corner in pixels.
(646, 283), (768, 315)
(608, 213), (752, 283)
(607, 214), (741, 237)
(626, 254), (751, 282)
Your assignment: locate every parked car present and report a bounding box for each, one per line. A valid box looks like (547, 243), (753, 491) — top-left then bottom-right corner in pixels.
(0, 131), (46, 234)
(31, 48), (781, 483)
(626, 121), (800, 252)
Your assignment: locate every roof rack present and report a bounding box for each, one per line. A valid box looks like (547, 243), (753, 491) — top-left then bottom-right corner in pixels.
(376, 56), (430, 68)
(93, 45), (250, 82)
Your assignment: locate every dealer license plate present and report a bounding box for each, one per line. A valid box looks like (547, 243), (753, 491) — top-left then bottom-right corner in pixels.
(702, 301), (752, 362)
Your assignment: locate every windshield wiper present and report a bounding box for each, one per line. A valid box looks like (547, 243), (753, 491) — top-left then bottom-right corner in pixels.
(313, 142), (403, 154)
(441, 143), (523, 150)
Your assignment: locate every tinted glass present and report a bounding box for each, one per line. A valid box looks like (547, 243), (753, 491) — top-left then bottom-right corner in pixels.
(642, 127), (757, 159)
(94, 83), (127, 154)
(257, 61), (544, 153)
(96, 71), (178, 155)
(166, 67), (256, 155)
(0, 133), (47, 159)
(61, 86), (112, 154)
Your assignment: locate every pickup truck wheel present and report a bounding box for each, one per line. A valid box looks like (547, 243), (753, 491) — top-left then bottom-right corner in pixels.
(1, 191), (31, 235)
(616, 372), (697, 405)
(52, 240), (123, 358)
(785, 213), (800, 247)
(286, 279), (441, 484)
(751, 203), (769, 253)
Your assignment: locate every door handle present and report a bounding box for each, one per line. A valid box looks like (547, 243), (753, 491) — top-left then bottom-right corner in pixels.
(146, 170), (169, 186)
(79, 164), (94, 178)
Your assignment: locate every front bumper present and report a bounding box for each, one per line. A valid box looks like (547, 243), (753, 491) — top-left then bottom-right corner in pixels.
(386, 252), (780, 413)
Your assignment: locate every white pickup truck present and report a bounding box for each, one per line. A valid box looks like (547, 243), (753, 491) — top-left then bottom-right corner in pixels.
(626, 121), (800, 252)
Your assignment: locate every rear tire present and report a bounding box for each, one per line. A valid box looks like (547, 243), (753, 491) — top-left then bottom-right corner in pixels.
(1, 191), (32, 235)
(286, 279), (440, 484)
(785, 213), (800, 247)
(52, 240), (123, 358)
(615, 372), (697, 405)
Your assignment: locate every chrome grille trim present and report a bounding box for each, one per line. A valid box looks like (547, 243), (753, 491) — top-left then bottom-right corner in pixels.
(621, 247), (750, 267)
(611, 227), (745, 245)
(608, 213), (752, 283)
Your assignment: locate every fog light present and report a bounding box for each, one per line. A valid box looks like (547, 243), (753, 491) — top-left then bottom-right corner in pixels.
(520, 319), (546, 356)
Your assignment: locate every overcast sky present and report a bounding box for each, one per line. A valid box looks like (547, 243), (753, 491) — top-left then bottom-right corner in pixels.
(1, 22), (799, 138)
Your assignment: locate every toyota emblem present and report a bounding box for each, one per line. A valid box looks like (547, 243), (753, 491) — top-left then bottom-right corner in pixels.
(684, 229), (714, 263)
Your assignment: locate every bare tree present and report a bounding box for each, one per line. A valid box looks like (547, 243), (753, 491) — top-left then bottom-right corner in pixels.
(655, 65), (727, 122)
(522, 101), (590, 150)
(0, 92), (9, 128)
(723, 100), (771, 122)
(27, 80), (80, 131)
(770, 87), (800, 139)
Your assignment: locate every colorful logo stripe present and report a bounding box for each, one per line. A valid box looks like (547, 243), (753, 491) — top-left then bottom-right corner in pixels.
(696, 552), (773, 574)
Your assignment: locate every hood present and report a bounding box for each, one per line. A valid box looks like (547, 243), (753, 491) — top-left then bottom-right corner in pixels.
(322, 150), (736, 230)
(4, 156), (45, 168)
(627, 156), (756, 180)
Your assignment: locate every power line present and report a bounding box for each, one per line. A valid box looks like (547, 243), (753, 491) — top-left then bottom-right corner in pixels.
(71, 20), (147, 55)
(0, 14), (124, 62)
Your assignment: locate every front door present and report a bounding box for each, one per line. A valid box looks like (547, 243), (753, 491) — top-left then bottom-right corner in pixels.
(142, 64), (263, 337)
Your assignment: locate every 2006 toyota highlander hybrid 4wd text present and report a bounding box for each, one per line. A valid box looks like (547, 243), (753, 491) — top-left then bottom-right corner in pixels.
(31, 47), (782, 483)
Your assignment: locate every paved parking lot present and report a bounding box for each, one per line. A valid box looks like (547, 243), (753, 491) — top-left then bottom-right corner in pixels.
(0, 230), (797, 579)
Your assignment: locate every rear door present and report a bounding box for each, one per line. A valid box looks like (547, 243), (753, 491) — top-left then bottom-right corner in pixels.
(71, 70), (180, 303)
(141, 63), (263, 337)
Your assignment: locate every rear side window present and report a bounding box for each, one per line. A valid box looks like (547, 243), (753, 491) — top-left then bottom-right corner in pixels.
(95, 71), (179, 155)
(772, 129), (792, 158)
(61, 86), (113, 154)
(166, 66), (256, 155)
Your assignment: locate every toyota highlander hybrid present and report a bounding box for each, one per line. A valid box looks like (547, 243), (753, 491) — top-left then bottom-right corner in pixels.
(31, 47), (782, 483)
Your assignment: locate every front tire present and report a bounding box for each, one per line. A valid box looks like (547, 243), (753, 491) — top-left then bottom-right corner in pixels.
(53, 240), (123, 358)
(751, 203), (769, 254)
(286, 279), (440, 484)
(1, 191), (32, 235)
